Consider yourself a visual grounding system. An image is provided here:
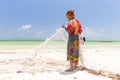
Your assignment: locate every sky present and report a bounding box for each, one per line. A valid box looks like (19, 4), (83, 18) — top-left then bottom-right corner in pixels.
(0, 0), (120, 40)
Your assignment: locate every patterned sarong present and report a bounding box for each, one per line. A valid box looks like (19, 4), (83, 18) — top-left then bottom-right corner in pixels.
(67, 34), (79, 64)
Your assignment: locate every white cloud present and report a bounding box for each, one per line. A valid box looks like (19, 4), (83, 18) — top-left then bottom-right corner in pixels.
(16, 24), (32, 37)
(83, 27), (106, 40)
(84, 27), (95, 36)
(19, 24), (32, 31)
(35, 30), (43, 37)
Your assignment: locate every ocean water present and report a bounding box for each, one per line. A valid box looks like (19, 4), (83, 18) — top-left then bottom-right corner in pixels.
(0, 40), (44, 49)
(84, 41), (120, 48)
(0, 40), (120, 49)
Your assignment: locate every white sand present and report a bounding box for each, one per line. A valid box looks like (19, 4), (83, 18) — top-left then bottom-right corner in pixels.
(0, 44), (120, 80)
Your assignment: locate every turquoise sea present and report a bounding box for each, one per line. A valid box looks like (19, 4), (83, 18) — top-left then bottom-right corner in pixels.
(0, 40), (120, 49)
(0, 40), (44, 49)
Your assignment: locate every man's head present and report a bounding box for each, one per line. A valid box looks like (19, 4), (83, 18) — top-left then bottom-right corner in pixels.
(66, 10), (75, 20)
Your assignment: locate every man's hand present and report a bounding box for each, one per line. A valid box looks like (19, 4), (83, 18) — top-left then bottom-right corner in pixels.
(61, 24), (66, 29)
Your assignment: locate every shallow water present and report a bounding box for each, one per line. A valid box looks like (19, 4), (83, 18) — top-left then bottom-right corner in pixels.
(0, 40), (120, 49)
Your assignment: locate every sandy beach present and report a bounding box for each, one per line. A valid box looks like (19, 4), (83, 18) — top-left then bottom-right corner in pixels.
(0, 41), (120, 80)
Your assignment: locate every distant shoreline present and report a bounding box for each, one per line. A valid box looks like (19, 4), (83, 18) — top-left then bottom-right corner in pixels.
(0, 39), (120, 42)
(88, 40), (114, 42)
(0, 39), (45, 41)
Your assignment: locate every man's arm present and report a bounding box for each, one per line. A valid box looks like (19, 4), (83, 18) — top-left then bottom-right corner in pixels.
(61, 24), (68, 32)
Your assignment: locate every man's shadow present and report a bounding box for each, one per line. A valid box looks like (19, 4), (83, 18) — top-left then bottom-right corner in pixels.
(59, 67), (119, 80)
(59, 67), (85, 75)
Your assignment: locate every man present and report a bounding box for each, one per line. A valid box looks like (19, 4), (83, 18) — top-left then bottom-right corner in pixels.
(62, 10), (84, 71)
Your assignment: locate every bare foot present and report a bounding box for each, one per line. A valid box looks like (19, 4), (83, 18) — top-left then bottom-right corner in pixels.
(78, 65), (85, 70)
(65, 68), (74, 72)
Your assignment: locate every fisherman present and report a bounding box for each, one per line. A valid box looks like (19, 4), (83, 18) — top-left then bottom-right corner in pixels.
(62, 10), (85, 71)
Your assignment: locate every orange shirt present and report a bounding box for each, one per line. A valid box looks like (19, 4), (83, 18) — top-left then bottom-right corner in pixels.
(67, 19), (82, 36)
